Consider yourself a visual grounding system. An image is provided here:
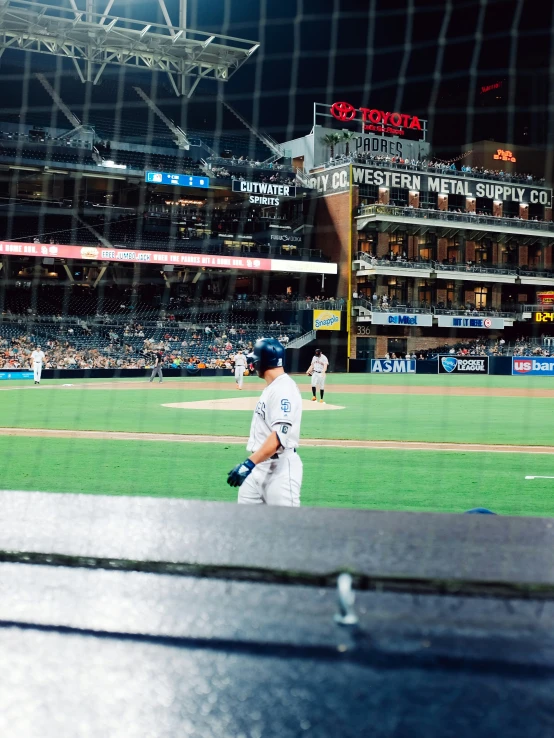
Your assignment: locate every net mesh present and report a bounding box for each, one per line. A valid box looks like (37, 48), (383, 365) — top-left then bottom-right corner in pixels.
(0, 0), (552, 514)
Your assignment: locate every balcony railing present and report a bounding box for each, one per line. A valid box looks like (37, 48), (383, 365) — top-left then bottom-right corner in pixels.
(358, 205), (554, 234)
(352, 298), (516, 319)
(355, 252), (553, 279)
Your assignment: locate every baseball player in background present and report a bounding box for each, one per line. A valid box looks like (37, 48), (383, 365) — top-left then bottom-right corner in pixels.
(306, 348), (329, 403)
(30, 345), (45, 385)
(149, 350), (164, 383)
(234, 350), (248, 389)
(227, 337), (303, 506)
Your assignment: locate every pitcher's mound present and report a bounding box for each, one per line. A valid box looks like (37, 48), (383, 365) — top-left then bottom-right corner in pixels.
(162, 397), (344, 411)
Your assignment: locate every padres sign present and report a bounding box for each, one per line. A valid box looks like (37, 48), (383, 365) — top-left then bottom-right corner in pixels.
(313, 310), (341, 331)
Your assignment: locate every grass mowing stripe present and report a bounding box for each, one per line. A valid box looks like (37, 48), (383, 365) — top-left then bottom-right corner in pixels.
(1, 437), (554, 516)
(0, 387), (552, 445)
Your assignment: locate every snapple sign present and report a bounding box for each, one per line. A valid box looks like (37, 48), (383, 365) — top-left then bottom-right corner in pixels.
(330, 101), (422, 135)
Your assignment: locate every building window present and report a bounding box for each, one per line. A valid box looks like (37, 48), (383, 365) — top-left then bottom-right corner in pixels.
(474, 286), (488, 309)
(418, 280), (434, 306)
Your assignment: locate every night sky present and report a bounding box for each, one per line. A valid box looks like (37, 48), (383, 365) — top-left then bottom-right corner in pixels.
(0, 0), (553, 156)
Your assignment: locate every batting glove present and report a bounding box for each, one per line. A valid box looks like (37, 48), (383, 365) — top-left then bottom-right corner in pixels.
(227, 458), (256, 487)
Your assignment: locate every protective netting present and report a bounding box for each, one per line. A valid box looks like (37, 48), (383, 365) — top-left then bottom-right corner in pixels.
(0, 0), (552, 515)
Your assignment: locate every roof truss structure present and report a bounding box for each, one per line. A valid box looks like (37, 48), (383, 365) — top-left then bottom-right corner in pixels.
(0, 0), (260, 96)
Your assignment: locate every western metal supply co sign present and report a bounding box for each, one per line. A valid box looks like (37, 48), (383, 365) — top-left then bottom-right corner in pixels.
(512, 358), (554, 376)
(310, 164), (552, 205)
(439, 356), (489, 374)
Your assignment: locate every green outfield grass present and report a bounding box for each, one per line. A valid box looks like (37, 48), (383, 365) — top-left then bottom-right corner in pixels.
(0, 436), (553, 516)
(1, 373), (553, 516)
(1, 374), (553, 445)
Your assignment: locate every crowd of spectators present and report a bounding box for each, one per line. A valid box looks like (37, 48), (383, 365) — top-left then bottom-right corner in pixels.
(329, 152), (545, 185)
(385, 336), (554, 361)
(0, 319), (293, 371)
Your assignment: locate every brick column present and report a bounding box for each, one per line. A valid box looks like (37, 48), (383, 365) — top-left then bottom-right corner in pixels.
(519, 245), (529, 267)
(409, 191), (419, 208)
(437, 238), (448, 263)
(376, 336), (388, 358)
(492, 201), (503, 217)
(519, 203), (529, 220)
(378, 188), (390, 205)
(465, 241), (476, 262)
(544, 207), (552, 222)
(407, 236), (417, 260)
(438, 195), (448, 211)
(377, 232), (389, 257)
(544, 244), (553, 270)
(464, 288), (475, 306)
(465, 197), (476, 213)
(492, 242), (500, 266)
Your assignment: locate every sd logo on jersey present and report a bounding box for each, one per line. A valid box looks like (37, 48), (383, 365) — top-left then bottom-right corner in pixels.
(281, 399), (291, 414)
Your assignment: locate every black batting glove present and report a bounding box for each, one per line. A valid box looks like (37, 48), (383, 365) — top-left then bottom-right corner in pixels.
(227, 458), (256, 487)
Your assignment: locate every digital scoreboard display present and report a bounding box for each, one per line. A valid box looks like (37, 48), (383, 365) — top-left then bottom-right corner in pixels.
(145, 172), (210, 188)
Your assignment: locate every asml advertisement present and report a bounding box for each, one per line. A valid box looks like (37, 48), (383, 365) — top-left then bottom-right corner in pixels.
(512, 358), (554, 376)
(371, 359), (416, 373)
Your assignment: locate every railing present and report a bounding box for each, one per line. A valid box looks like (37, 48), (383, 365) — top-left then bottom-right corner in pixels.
(355, 251), (551, 279)
(322, 156), (548, 186)
(352, 298), (516, 318)
(521, 304), (554, 312)
(286, 330), (316, 349)
(434, 263), (518, 276)
(355, 252), (431, 270)
(358, 205), (554, 233)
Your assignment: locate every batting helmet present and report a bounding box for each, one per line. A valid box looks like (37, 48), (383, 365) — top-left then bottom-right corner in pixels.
(247, 337), (285, 373)
(315, 348), (322, 356)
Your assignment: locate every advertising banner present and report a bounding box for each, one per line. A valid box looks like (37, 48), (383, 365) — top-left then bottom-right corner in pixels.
(0, 242), (337, 276)
(371, 359), (416, 373)
(0, 371), (34, 381)
(438, 356), (489, 374)
(537, 292), (554, 305)
(371, 312), (433, 327)
(232, 180), (296, 198)
(145, 172), (210, 188)
(313, 310), (342, 331)
(512, 357), (554, 376)
(437, 316), (505, 329)
(309, 163), (552, 205)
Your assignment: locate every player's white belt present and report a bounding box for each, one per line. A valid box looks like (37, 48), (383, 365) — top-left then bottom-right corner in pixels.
(270, 448), (298, 460)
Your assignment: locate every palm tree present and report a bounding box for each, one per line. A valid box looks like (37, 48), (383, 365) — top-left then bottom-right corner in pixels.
(322, 132), (341, 159)
(341, 131), (356, 157)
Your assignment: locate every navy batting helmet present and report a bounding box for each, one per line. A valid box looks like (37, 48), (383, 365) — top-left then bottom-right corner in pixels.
(247, 337), (285, 373)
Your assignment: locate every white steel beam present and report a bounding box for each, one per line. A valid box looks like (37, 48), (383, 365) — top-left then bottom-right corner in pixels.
(0, 0), (259, 96)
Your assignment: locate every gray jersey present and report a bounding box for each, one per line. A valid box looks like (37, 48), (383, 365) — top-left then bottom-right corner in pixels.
(247, 373), (302, 454)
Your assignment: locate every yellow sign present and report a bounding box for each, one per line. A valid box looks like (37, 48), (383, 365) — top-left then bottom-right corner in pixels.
(313, 310), (341, 331)
(534, 312), (554, 323)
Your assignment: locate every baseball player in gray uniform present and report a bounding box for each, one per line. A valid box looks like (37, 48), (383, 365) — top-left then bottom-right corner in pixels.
(227, 337), (303, 506)
(306, 348), (329, 403)
(234, 350), (248, 389)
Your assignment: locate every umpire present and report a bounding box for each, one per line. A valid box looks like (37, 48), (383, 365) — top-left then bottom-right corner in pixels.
(149, 350), (164, 384)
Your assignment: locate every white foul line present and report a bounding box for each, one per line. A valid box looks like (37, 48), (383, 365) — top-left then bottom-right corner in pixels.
(525, 476), (554, 480)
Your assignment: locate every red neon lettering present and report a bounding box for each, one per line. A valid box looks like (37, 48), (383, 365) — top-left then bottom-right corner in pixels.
(389, 112), (402, 127)
(359, 107), (371, 122)
(409, 116), (422, 130)
(368, 109), (382, 124)
(401, 114), (410, 127)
